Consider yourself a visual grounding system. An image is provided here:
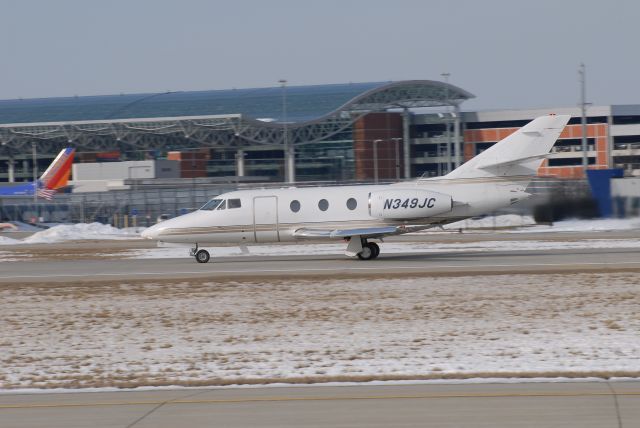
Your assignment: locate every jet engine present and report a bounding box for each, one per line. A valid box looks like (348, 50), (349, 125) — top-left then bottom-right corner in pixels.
(369, 189), (452, 219)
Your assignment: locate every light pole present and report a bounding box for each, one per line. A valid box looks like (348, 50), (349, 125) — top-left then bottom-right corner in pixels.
(441, 72), (451, 174)
(32, 142), (37, 205)
(279, 79), (295, 183)
(127, 164), (150, 228)
(373, 139), (382, 183)
(453, 106), (461, 168)
(391, 137), (402, 179)
(579, 63), (589, 172)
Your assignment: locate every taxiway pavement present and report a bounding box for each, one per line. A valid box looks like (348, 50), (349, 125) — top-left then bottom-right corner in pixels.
(2, 245), (640, 283)
(0, 381), (638, 427)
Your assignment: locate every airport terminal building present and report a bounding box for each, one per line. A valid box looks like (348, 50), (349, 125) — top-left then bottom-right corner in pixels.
(0, 81), (471, 185)
(1, 80), (640, 222)
(1, 80), (640, 183)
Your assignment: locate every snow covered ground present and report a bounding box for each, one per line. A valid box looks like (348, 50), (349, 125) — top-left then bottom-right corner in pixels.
(1, 272), (638, 390)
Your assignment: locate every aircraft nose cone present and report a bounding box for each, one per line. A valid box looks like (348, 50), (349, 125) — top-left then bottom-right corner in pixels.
(140, 211), (200, 240)
(141, 224), (163, 240)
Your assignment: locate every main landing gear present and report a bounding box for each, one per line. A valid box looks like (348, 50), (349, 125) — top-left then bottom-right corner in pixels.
(357, 240), (380, 261)
(190, 245), (210, 263)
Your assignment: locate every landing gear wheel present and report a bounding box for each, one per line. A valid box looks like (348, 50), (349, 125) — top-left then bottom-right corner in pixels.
(369, 242), (380, 259)
(357, 244), (375, 260)
(195, 249), (210, 263)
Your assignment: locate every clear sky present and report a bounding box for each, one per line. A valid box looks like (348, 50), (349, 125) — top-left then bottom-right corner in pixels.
(1, 0), (638, 111)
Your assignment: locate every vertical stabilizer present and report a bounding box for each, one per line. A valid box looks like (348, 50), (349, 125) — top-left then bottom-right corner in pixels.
(445, 115), (570, 179)
(40, 147), (75, 189)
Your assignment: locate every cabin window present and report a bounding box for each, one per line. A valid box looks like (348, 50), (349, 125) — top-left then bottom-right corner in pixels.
(290, 200), (301, 212)
(228, 198), (241, 209)
(318, 199), (329, 211)
(200, 198), (222, 210)
(346, 198), (357, 210)
(216, 200), (227, 210)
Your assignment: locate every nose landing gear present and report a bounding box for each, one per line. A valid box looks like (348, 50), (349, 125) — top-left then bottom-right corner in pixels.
(195, 249), (210, 263)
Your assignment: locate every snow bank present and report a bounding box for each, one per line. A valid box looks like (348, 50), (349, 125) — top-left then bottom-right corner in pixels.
(443, 214), (535, 230)
(437, 215), (640, 233)
(523, 217), (640, 233)
(22, 223), (140, 244)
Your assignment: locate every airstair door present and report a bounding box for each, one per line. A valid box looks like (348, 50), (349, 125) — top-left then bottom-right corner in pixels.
(253, 196), (279, 242)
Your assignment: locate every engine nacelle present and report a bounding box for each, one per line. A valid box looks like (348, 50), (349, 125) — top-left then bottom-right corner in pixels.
(369, 189), (452, 219)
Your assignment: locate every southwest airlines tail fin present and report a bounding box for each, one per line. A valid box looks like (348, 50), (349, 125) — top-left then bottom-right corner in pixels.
(445, 115), (570, 179)
(40, 147), (75, 190)
(0, 147), (75, 199)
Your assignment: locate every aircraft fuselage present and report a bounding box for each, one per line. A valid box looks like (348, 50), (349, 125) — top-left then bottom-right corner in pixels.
(142, 177), (529, 245)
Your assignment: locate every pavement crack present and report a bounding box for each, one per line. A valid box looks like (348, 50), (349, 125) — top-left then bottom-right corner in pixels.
(124, 389), (212, 428)
(125, 401), (167, 428)
(606, 381), (624, 428)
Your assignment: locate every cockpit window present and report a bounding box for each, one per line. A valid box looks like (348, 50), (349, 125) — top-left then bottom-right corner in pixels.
(216, 200), (227, 210)
(228, 198), (241, 209)
(200, 199), (223, 210)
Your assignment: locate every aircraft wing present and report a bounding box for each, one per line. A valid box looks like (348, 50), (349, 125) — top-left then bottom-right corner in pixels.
(293, 225), (412, 239)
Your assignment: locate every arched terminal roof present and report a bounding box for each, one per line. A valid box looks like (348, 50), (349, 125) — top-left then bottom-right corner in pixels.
(0, 80), (473, 153)
(0, 80), (472, 125)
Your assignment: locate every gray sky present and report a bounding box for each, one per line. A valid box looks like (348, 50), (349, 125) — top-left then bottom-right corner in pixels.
(1, 0), (638, 110)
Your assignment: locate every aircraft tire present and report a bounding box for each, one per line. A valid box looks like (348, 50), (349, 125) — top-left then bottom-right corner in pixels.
(357, 245), (374, 260)
(195, 249), (210, 263)
(369, 242), (380, 259)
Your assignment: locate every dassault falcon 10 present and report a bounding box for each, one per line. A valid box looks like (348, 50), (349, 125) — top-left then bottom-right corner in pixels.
(142, 115), (570, 263)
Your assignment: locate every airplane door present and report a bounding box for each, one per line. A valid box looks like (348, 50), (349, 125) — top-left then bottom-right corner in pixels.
(253, 196), (279, 242)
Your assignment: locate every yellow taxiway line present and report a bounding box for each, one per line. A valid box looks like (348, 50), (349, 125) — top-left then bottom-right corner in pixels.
(2, 390), (640, 410)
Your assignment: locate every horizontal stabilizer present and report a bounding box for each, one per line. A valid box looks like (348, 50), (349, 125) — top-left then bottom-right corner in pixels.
(476, 153), (551, 170)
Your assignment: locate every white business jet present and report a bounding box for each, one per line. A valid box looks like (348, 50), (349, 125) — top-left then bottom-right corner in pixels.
(141, 115), (570, 263)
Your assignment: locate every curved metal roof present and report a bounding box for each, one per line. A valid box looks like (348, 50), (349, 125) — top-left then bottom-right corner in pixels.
(0, 80), (474, 154)
(0, 80), (473, 126)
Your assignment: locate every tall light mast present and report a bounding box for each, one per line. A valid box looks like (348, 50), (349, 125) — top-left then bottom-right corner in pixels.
(279, 79), (295, 183)
(441, 72), (451, 174)
(579, 63), (588, 172)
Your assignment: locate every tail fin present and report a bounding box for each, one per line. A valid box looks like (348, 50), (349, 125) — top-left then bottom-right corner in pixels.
(39, 147), (75, 189)
(445, 114), (570, 179)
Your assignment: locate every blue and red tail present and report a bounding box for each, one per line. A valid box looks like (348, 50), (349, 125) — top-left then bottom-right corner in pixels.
(39, 147), (75, 190)
(0, 147), (75, 199)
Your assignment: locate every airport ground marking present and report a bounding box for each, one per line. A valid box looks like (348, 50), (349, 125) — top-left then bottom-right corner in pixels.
(2, 260), (640, 281)
(2, 390), (640, 410)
